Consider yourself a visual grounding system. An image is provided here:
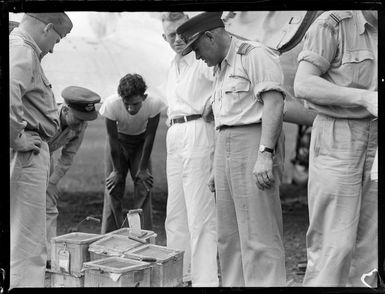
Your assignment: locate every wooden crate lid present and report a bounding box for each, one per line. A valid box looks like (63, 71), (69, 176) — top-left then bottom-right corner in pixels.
(88, 234), (142, 255)
(83, 257), (150, 273)
(52, 232), (103, 245)
(125, 244), (183, 263)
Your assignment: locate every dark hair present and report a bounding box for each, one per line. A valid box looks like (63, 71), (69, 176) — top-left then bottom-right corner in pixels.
(118, 73), (147, 100)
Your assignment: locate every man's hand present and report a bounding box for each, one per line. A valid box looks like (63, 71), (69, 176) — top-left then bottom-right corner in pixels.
(202, 99), (214, 123)
(135, 169), (153, 192)
(47, 182), (60, 202)
(106, 170), (124, 194)
(253, 152), (275, 190)
(363, 91), (378, 117)
(13, 132), (42, 153)
(208, 171), (215, 193)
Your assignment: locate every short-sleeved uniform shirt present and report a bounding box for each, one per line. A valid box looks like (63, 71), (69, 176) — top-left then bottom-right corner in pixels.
(212, 37), (286, 129)
(99, 94), (166, 135)
(165, 51), (214, 119)
(297, 10), (378, 118)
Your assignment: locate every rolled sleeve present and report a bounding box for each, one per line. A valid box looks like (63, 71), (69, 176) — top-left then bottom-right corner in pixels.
(244, 46), (286, 102)
(253, 81), (287, 103)
(297, 20), (338, 74)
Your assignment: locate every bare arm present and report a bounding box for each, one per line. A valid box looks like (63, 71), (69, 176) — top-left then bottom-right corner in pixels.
(294, 60), (377, 116)
(138, 113), (160, 172)
(253, 90), (284, 190)
(135, 113), (161, 190)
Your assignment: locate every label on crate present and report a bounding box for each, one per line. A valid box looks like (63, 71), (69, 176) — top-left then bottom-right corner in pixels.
(58, 247), (71, 273)
(127, 211), (141, 236)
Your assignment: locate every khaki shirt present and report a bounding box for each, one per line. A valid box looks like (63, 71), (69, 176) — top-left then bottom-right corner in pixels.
(9, 28), (59, 145)
(48, 105), (87, 185)
(212, 37), (286, 129)
(298, 10), (378, 118)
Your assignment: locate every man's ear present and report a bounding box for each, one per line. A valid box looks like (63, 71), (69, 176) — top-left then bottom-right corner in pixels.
(162, 33), (167, 42)
(204, 31), (215, 42)
(43, 23), (55, 35)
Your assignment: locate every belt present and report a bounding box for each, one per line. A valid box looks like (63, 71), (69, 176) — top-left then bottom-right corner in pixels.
(170, 114), (202, 125)
(217, 123), (260, 131)
(24, 129), (49, 142)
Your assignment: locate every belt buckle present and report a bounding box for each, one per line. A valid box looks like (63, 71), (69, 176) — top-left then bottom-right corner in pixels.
(184, 116), (188, 123)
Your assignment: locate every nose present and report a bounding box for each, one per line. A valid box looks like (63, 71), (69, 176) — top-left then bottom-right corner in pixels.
(195, 51), (201, 60)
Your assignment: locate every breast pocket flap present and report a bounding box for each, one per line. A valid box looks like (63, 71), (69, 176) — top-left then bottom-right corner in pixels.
(342, 49), (375, 64)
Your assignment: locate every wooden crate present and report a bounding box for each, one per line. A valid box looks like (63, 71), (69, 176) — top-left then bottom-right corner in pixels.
(83, 257), (151, 287)
(125, 244), (183, 287)
(109, 227), (157, 244)
(88, 234), (143, 261)
(51, 232), (103, 275)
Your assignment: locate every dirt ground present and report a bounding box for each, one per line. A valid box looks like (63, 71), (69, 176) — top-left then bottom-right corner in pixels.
(57, 182), (309, 287)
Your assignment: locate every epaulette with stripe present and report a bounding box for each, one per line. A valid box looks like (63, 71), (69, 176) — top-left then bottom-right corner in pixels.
(327, 11), (352, 25)
(237, 42), (256, 55)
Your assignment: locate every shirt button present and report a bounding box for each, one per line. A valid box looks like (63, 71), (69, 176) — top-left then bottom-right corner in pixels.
(355, 57), (359, 61)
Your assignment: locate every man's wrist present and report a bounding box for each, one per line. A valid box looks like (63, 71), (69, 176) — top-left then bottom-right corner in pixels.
(258, 144), (274, 155)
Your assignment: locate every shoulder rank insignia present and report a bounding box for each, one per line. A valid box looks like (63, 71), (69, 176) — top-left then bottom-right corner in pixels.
(328, 11), (352, 25)
(237, 43), (256, 55)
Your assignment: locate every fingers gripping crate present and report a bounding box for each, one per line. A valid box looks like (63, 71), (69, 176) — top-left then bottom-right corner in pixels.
(83, 257), (151, 287)
(124, 244), (184, 287)
(88, 234), (143, 261)
(51, 232), (103, 276)
(109, 227), (157, 244)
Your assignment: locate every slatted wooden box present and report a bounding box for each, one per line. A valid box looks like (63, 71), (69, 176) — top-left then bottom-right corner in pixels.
(51, 232), (103, 276)
(88, 234), (143, 261)
(124, 244), (183, 287)
(109, 227), (157, 244)
(83, 257), (151, 287)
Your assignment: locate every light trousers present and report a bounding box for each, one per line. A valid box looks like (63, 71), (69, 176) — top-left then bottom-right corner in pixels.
(46, 154), (59, 262)
(10, 141), (50, 288)
(215, 124), (286, 287)
(303, 115), (378, 287)
(165, 119), (218, 287)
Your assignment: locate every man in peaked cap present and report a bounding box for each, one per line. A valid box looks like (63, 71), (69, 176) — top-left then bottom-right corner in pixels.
(177, 12), (287, 286)
(46, 86), (101, 268)
(161, 12), (218, 287)
(10, 12), (72, 288)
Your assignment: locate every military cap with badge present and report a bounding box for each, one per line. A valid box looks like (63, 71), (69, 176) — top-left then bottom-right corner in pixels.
(61, 86), (101, 121)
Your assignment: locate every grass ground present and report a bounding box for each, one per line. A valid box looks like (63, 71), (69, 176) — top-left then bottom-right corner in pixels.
(55, 113), (309, 286)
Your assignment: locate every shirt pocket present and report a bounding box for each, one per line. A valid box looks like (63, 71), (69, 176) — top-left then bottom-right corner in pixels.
(341, 49), (375, 88)
(222, 77), (251, 114)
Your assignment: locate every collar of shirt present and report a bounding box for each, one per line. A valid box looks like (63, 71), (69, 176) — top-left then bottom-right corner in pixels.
(12, 27), (43, 60)
(214, 36), (237, 75)
(356, 11), (372, 35)
(173, 51), (194, 68)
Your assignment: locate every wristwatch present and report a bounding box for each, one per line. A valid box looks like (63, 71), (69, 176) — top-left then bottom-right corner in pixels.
(259, 144), (274, 154)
